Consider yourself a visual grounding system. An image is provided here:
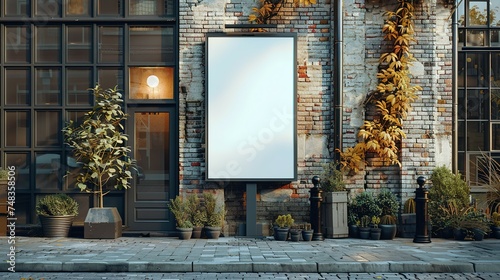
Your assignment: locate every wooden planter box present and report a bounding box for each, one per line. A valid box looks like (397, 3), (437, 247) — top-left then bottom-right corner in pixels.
(398, 213), (416, 238)
(321, 191), (348, 238)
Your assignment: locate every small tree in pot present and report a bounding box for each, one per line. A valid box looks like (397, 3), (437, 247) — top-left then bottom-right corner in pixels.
(319, 161), (348, 238)
(62, 85), (135, 239)
(376, 189), (400, 240)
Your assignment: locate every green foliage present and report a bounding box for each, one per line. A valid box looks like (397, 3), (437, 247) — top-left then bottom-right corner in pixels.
(186, 194), (206, 227)
(349, 192), (382, 220)
(62, 85), (135, 208)
(340, 0), (421, 173)
(275, 214), (294, 228)
(429, 166), (471, 235)
(0, 168), (8, 179)
(492, 212), (500, 227)
(376, 189), (400, 217)
(168, 196), (193, 229)
(36, 194), (79, 216)
(319, 161), (346, 192)
(203, 193), (225, 227)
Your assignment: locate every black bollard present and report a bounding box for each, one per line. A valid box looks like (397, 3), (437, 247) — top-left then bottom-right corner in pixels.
(310, 176), (323, 241)
(413, 176), (431, 243)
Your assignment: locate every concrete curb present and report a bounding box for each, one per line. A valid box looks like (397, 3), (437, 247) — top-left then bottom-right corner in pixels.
(9, 261), (500, 273)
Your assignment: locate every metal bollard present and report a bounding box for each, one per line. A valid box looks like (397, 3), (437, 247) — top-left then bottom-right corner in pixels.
(413, 176), (431, 243)
(310, 176), (323, 241)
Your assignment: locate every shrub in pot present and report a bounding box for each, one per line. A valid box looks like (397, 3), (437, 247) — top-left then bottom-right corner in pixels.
(320, 161), (348, 238)
(380, 214), (397, 240)
(491, 212), (500, 238)
(358, 215), (371, 239)
(186, 194), (205, 238)
(274, 214), (294, 241)
(36, 194), (79, 237)
(376, 189), (399, 240)
(168, 195), (193, 240)
(202, 192), (225, 239)
(370, 216), (381, 240)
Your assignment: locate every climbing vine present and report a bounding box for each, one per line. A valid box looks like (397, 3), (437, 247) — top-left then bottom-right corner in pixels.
(248, 0), (316, 27)
(339, 0), (421, 174)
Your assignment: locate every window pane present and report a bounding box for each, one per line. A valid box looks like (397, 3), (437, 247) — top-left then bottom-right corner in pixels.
(492, 0), (500, 26)
(467, 121), (488, 151)
(5, 69), (30, 105)
(5, 111), (29, 147)
(468, 1), (487, 26)
(35, 153), (61, 189)
(466, 53), (488, 87)
(492, 30), (500, 47)
(98, 68), (123, 90)
(67, 26), (91, 62)
(458, 121), (466, 151)
(458, 89), (466, 119)
(129, 26), (173, 63)
(67, 68), (92, 105)
(491, 89), (500, 120)
(66, 0), (90, 16)
(35, 0), (61, 17)
(98, 0), (122, 16)
(129, 67), (174, 99)
(36, 111), (61, 146)
(458, 53), (465, 87)
(129, 0), (172, 16)
(6, 153), (30, 190)
(493, 124), (500, 150)
(5, 0), (30, 17)
(36, 68), (61, 105)
(5, 26), (30, 63)
(36, 26), (61, 63)
(467, 89), (489, 119)
(98, 27), (123, 63)
(466, 29), (486, 46)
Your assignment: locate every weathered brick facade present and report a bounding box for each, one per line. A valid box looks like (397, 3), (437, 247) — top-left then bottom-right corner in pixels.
(179, 0), (454, 235)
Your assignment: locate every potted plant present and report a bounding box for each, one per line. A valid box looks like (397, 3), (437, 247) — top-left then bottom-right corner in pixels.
(202, 192), (225, 239)
(62, 85), (136, 239)
(168, 195), (193, 240)
(319, 161), (348, 238)
(301, 223), (314, 241)
(347, 209), (360, 238)
(358, 215), (371, 239)
(274, 214), (294, 241)
(370, 216), (381, 240)
(376, 189), (399, 240)
(36, 194), (79, 237)
(491, 212), (500, 239)
(289, 226), (302, 242)
(187, 194), (206, 238)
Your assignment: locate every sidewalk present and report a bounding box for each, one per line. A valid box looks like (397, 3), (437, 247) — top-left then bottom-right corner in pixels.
(1, 236), (500, 273)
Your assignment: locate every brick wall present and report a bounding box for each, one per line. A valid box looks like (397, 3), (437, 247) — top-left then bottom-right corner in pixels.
(179, 0), (454, 235)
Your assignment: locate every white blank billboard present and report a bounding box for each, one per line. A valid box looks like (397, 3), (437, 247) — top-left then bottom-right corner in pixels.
(206, 33), (297, 181)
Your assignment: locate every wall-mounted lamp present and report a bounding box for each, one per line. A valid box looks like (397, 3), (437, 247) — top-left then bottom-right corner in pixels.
(147, 75), (160, 88)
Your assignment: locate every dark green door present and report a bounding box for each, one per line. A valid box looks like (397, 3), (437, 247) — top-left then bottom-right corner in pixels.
(127, 107), (176, 232)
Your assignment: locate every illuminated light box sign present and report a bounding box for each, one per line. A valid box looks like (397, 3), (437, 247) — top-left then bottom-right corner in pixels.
(206, 33), (297, 181)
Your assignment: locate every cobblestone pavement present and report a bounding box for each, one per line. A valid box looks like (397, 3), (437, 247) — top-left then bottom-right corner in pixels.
(1, 272), (500, 280)
(1, 236), (500, 273)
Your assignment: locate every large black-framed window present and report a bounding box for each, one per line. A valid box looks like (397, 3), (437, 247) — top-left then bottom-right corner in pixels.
(0, 0), (178, 225)
(456, 0), (500, 185)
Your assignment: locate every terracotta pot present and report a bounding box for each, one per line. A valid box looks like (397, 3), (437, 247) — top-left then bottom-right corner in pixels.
(177, 227), (193, 240)
(205, 226), (221, 239)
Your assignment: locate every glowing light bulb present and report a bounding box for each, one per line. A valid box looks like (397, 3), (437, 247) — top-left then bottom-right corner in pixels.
(147, 75), (159, 88)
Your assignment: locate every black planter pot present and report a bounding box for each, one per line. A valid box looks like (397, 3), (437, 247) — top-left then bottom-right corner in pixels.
(302, 229), (314, 241)
(472, 228), (485, 241)
(349, 224), (359, 238)
(380, 224), (397, 240)
(275, 227), (289, 241)
(359, 227), (370, 239)
(453, 228), (467, 241)
(39, 215), (75, 238)
(491, 226), (500, 239)
(370, 227), (382, 240)
(290, 229), (301, 242)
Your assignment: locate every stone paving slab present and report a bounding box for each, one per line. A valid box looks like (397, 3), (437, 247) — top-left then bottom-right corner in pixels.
(1, 236), (500, 273)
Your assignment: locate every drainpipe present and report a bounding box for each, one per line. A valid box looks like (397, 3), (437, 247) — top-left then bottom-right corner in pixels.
(452, 0), (458, 173)
(333, 0), (343, 163)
